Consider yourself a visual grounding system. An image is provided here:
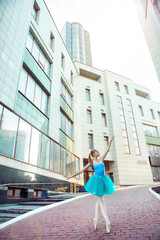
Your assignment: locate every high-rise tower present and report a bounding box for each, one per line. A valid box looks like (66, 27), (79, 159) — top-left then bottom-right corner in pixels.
(133, 0), (160, 83)
(61, 22), (92, 66)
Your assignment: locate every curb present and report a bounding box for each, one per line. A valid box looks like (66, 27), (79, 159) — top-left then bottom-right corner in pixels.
(149, 187), (160, 201)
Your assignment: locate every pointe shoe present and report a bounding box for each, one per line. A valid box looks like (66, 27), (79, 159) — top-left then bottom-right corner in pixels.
(93, 218), (98, 230)
(106, 221), (111, 233)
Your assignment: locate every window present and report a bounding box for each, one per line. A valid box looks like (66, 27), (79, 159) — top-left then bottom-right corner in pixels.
(0, 104), (80, 177)
(88, 134), (94, 149)
(150, 109), (155, 119)
(32, 1), (40, 23)
(104, 136), (109, 147)
(15, 119), (31, 162)
(7, 188), (22, 198)
(61, 112), (73, 138)
(117, 96), (130, 154)
(34, 190), (42, 198)
(19, 68), (48, 115)
(29, 127), (42, 166)
(61, 148), (66, 174)
(61, 81), (72, 108)
(26, 32), (51, 77)
(40, 135), (50, 169)
(124, 85), (129, 94)
(143, 124), (158, 137)
(127, 99), (140, 155)
(61, 53), (65, 69)
(50, 32), (55, 51)
(87, 110), (92, 124)
(0, 108), (19, 157)
(100, 93), (104, 105)
(147, 144), (160, 157)
(54, 144), (60, 172)
(86, 89), (91, 101)
(139, 106), (144, 116)
(115, 82), (120, 91)
(102, 113), (107, 127)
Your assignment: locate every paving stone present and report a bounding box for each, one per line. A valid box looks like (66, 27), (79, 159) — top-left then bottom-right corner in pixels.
(0, 185), (160, 239)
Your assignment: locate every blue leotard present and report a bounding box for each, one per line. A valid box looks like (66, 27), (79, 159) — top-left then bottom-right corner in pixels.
(93, 161), (105, 176)
(84, 160), (116, 196)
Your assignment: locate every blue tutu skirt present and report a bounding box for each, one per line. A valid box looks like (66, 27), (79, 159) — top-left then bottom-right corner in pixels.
(84, 175), (116, 197)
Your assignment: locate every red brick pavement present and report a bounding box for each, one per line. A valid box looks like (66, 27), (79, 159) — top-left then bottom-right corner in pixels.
(0, 185), (160, 240)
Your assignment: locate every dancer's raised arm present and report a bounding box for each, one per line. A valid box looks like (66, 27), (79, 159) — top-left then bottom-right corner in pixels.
(99, 136), (115, 161)
(65, 162), (91, 179)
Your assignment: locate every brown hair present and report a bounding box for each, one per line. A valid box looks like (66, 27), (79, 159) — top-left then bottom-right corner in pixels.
(88, 149), (96, 170)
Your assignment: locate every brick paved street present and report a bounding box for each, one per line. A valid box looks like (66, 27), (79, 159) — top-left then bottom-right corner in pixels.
(0, 185), (160, 240)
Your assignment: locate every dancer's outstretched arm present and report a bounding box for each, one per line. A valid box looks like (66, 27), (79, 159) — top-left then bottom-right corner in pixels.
(99, 136), (115, 161)
(65, 163), (91, 179)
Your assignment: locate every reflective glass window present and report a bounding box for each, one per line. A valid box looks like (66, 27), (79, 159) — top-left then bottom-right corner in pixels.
(41, 135), (50, 169)
(139, 106), (144, 116)
(87, 110), (92, 124)
(61, 148), (66, 174)
(86, 89), (90, 101)
(39, 50), (45, 69)
(41, 91), (48, 115)
(115, 82), (120, 91)
(69, 121), (72, 138)
(124, 85), (129, 94)
(66, 118), (69, 136)
(15, 119), (31, 162)
(29, 128), (41, 166)
(50, 141), (54, 171)
(102, 113), (107, 127)
(26, 75), (35, 102)
(0, 108), (19, 157)
(34, 84), (42, 109)
(88, 134), (93, 149)
(54, 143), (60, 172)
(61, 113), (65, 132)
(45, 59), (50, 77)
(32, 40), (39, 60)
(100, 93), (104, 105)
(19, 68), (28, 94)
(66, 152), (71, 175)
(72, 156), (76, 175)
(76, 157), (79, 173)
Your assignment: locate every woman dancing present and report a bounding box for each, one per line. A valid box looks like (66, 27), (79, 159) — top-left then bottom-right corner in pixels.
(66, 136), (116, 233)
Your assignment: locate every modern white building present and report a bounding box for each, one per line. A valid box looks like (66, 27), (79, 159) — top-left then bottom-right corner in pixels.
(133, 0), (160, 83)
(61, 22), (92, 66)
(74, 62), (160, 185)
(0, 0), (160, 203)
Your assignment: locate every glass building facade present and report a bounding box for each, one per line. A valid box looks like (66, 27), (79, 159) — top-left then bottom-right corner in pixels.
(61, 22), (92, 66)
(0, 104), (80, 178)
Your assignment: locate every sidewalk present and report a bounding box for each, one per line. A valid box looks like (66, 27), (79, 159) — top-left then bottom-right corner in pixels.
(0, 185), (160, 240)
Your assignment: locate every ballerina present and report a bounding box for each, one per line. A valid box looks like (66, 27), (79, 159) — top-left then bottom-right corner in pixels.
(66, 136), (116, 233)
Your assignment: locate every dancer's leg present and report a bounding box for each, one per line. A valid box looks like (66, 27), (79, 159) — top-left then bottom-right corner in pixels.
(98, 196), (109, 222)
(94, 198), (100, 220)
(93, 198), (100, 230)
(98, 196), (111, 233)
